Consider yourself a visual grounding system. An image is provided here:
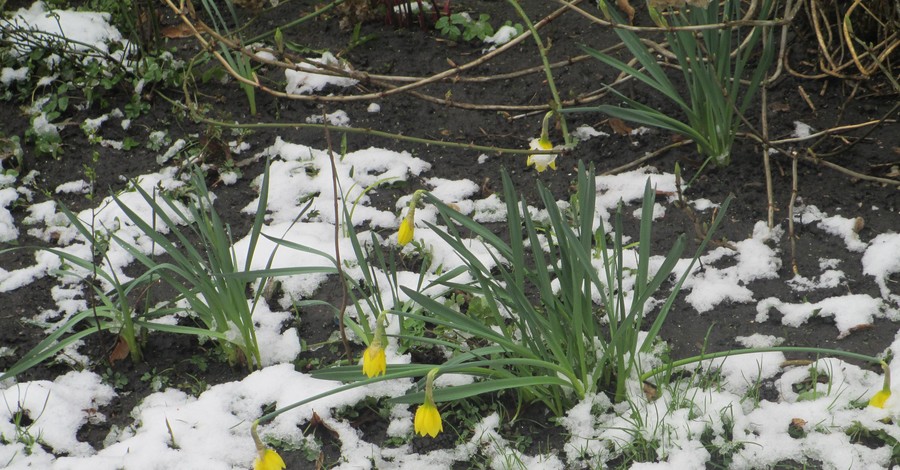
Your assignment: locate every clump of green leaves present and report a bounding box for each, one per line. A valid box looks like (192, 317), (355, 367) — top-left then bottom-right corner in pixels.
(436, 12), (522, 42)
(575, 0), (776, 167)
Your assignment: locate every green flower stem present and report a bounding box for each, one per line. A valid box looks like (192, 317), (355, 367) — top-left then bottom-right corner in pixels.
(539, 111), (554, 144)
(371, 311), (387, 347)
(880, 361), (891, 393)
(424, 368), (438, 404)
(641, 347), (884, 383)
(406, 190), (426, 217)
(505, 0), (571, 146)
(250, 421), (265, 452)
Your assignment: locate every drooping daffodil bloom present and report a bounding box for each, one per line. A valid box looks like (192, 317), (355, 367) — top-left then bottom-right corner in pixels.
(254, 449), (286, 470)
(527, 137), (557, 173)
(362, 342), (387, 378)
(414, 399), (443, 438)
(398, 190), (425, 246)
(869, 389), (891, 408)
(251, 421), (285, 470)
(362, 312), (388, 378)
(397, 214), (414, 246)
(869, 361), (892, 409)
(414, 368), (443, 437)
(527, 110), (559, 173)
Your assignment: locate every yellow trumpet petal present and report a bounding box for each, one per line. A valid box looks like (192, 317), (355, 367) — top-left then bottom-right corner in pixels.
(398, 215), (414, 245)
(869, 390), (891, 408)
(414, 401), (443, 437)
(254, 449), (286, 470)
(527, 138), (558, 173)
(362, 344), (387, 378)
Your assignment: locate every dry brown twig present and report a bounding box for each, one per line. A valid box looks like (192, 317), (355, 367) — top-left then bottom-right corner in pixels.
(790, 0), (899, 81)
(161, 0), (600, 113)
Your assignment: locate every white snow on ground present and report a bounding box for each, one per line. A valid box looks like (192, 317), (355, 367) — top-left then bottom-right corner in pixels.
(572, 124), (609, 141)
(0, 174), (19, 242)
(756, 294), (886, 338)
(483, 25), (520, 47)
(787, 257), (845, 291)
(795, 203), (867, 251)
(679, 222), (782, 313)
(3, 2), (123, 56)
(284, 52), (358, 95)
(3, 2), (900, 469)
(863, 232), (900, 301)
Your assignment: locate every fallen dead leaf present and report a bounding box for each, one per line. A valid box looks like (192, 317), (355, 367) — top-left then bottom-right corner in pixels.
(768, 102), (791, 113)
(108, 335), (130, 364)
(608, 118), (633, 136)
(616, 0), (636, 23)
(161, 24), (194, 39)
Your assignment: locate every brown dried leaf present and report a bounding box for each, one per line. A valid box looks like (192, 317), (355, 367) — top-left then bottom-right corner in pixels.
(108, 336), (130, 364)
(768, 102), (791, 113)
(790, 418), (807, 428)
(608, 118), (633, 136)
(161, 24), (194, 39)
(642, 381), (659, 401)
(616, 0), (636, 23)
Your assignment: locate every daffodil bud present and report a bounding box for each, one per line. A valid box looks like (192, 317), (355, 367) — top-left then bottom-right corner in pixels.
(362, 312), (388, 378)
(398, 190), (425, 246)
(869, 361), (892, 409)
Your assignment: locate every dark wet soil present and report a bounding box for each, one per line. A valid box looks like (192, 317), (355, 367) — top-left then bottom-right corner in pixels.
(0, 0), (898, 468)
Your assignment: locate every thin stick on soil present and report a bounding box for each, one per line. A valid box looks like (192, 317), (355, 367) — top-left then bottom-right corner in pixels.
(788, 150), (799, 276)
(761, 70), (774, 229)
(599, 140), (692, 176)
(322, 120), (353, 361)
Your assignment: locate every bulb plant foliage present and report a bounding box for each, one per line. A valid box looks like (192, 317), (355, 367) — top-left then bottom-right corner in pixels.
(304, 162), (731, 419)
(391, 162), (732, 411)
(0, 163), (340, 380)
(573, 0), (776, 167)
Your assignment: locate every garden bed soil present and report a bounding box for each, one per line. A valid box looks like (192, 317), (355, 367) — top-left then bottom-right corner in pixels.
(0, 0), (898, 467)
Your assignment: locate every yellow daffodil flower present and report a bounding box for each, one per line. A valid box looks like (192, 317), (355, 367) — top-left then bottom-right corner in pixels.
(251, 421), (285, 470)
(869, 361), (892, 409)
(362, 343), (386, 378)
(869, 389), (891, 408)
(527, 137), (557, 173)
(398, 214), (414, 246)
(398, 190), (425, 246)
(527, 111), (558, 173)
(362, 312), (388, 378)
(254, 448), (286, 470)
(414, 400), (443, 438)
(414, 368), (443, 437)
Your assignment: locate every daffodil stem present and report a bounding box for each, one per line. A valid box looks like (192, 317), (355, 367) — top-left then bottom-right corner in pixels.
(505, 0), (571, 146)
(881, 361), (891, 393)
(641, 347), (884, 383)
(540, 111), (553, 144)
(425, 368), (439, 405)
(372, 311), (387, 346)
(408, 190), (426, 216)
(250, 420), (265, 452)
